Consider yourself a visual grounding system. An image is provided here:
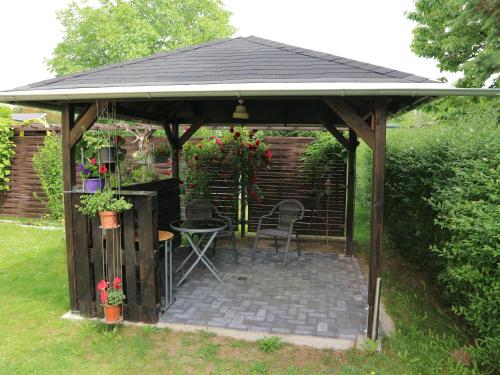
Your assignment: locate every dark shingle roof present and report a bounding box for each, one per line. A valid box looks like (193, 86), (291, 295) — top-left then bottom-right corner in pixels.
(15, 36), (435, 91)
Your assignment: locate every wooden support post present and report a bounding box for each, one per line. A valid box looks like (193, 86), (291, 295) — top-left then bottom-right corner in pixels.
(367, 99), (386, 340)
(345, 130), (358, 257)
(62, 103), (78, 311)
(171, 124), (180, 179)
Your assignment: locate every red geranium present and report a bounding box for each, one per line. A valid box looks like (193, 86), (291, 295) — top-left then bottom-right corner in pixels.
(250, 175), (257, 183)
(97, 279), (108, 293)
(99, 165), (108, 174)
(266, 149), (273, 161)
(100, 290), (109, 304)
(112, 277), (122, 289)
(255, 139), (260, 146)
(216, 138), (222, 145)
(234, 132), (241, 138)
(90, 158), (97, 165)
(229, 126), (234, 133)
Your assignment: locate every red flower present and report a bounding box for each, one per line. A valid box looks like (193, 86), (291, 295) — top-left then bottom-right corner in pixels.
(197, 143), (203, 149)
(266, 149), (273, 160)
(100, 290), (108, 304)
(250, 175), (257, 183)
(216, 138), (222, 145)
(90, 158), (97, 165)
(255, 139), (260, 146)
(179, 180), (184, 186)
(99, 165), (108, 174)
(234, 132), (241, 138)
(229, 126), (234, 133)
(115, 136), (123, 144)
(112, 277), (122, 289)
(166, 168), (172, 176)
(189, 183), (197, 189)
(97, 279), (108, 293)
(250, 191), (257, 198)
(194, 154), (199, 161)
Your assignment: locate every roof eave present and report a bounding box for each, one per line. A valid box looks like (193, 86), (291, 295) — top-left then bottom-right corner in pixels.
(0, 83), (498, 102)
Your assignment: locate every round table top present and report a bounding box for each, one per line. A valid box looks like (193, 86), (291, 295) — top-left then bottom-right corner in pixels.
(158, 230), (174, 241)
(170, 219), (227, 233)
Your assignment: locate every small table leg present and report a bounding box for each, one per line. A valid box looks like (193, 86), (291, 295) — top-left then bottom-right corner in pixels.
(176, 232), (224, 286)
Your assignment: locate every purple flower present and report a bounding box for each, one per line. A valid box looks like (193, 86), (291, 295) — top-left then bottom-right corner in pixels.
(78, 164), (84, 171)
(83, 169), (91, 175)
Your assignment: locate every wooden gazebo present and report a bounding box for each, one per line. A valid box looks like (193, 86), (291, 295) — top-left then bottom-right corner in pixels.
(1, 36), (495, 338)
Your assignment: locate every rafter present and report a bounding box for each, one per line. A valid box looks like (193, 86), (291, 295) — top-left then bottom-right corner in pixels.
(324, 98), (374, 149)
(178, 122), (203, 147)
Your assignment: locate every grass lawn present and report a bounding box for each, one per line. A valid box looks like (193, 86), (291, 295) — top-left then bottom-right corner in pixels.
(0, 220), (479, 374)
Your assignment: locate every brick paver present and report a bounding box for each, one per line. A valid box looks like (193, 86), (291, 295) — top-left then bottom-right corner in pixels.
(160, 248), (368, 340)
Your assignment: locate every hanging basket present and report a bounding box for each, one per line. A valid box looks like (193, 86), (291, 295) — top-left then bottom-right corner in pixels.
(104, 304), (121, 323)
(99, 147), (117, 163)
(99, 211), (119, 228)
(84, 178), (105, 193)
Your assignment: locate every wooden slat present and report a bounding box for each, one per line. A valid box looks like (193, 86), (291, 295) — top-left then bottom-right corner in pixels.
(122, 206), (139, 321)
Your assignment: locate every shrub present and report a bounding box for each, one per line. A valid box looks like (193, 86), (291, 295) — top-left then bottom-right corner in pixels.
(0, 117), (15, 193)
(381, 109), (500, 372)
(32, 132), (63, 220)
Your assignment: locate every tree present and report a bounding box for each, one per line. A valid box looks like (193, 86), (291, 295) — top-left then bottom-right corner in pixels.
(47, 0), (235, 75)
(407, 0), (499, 88)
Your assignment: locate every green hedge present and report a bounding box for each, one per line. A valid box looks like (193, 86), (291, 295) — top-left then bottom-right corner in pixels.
(0, 118), (15, 192)
(382, 104), (499, 372)
(32, 132), (64, 220)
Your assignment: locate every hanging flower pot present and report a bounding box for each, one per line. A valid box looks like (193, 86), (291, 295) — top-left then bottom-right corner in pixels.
(84, 178), (105, 193)
(99, 210), (119, 228)
(104, 304), (121, 323)
(99, 146), (117, 163)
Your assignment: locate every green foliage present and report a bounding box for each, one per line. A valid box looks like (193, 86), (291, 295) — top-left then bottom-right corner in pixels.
(257, 336), (283, 353)
(407, 0), (499, 87)
(382, 110), (500, 371)
(106, 288), (125, 306)
(0, 104), (12, 118)
(300, 131), (347, 195)
(152, 142), (171, 157)
(47, 0), (235, 75)
(32, 132), (64, 220)
(0, 117), (15, 192)
(76, 189), (133, 216)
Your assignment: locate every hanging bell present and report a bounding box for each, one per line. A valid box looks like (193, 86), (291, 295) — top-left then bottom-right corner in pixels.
(232, 99), (249, 120)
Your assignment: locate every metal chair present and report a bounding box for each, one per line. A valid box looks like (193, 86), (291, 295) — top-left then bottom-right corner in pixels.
(252, 199), (305, 266)
(184, 199), (238, 264)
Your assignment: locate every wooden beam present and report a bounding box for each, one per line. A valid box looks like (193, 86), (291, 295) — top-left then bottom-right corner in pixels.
(345, 130), (358, 257)
(324, 123), (350, 150)
(171, 124), (180, 178)
(367, 99), (387, 340)
(162, 123), (177, 148)
(324, 98), (375, 149)
(178, 122), (202, 147)
(69, 100), (107, 147)
(62, 103), (78, 312)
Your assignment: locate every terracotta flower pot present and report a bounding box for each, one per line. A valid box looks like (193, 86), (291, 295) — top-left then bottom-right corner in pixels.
(104, 304), (121, 323)
(99, 211), (119, 228)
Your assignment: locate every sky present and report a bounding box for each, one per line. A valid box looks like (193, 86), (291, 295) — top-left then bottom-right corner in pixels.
(0, 0), (460, 91)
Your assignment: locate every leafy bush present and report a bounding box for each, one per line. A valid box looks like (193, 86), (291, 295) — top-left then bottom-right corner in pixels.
(300, 131), (347, 196)
(381, 106), (500, 372)
(0, 118), (15, 192)
(32, 132), (63, 220)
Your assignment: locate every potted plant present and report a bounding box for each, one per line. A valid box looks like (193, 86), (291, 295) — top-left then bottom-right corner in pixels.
(97, 277), (125, 323)
(82, 132), (126, 163)
(77, 189), (133, 228)
(79, 158), (109, 192)
(152, 143), (171, 163)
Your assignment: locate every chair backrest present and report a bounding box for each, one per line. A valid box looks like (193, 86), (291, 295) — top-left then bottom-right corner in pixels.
(184, 199), (213, 221)
(276, 199), (304, 230)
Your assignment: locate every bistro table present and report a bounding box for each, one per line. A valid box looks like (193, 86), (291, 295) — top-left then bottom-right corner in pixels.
(170, 219), (227, 286)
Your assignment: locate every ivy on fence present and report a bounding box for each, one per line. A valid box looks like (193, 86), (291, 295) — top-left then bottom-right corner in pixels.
(0, 118), (15, 192)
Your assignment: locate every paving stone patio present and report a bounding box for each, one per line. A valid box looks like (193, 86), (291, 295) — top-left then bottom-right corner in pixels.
(160, 247), (368, 340)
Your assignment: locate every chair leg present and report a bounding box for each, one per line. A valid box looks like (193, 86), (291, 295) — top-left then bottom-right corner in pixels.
(212, 237), (217, 256)
(273, 236), (279, 253)
(232, 231), (238, 264)
(252, 232), (260, 262)
(283, 235), (292, 266)
(296, 233), (301, 257)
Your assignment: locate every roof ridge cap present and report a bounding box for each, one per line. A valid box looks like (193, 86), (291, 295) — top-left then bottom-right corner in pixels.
(28, 37), (234, 89)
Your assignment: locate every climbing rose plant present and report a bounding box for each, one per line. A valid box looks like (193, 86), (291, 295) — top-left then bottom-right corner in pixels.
(180, 127), (271, 202)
